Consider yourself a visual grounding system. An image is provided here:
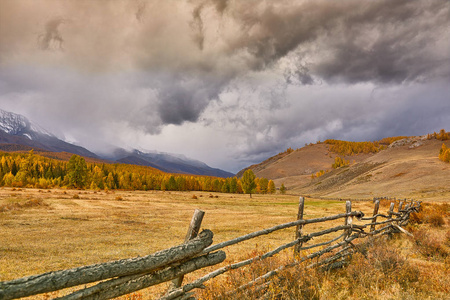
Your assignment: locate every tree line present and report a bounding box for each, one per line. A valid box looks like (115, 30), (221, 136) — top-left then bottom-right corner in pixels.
(324, 139), (385, 156)
(0, 150), (276, 195)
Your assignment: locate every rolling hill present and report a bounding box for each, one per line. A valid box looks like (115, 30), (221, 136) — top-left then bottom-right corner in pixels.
(239, 135), (450, 201)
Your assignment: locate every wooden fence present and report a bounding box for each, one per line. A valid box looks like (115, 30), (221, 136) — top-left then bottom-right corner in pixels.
(0, 197), (420, 300)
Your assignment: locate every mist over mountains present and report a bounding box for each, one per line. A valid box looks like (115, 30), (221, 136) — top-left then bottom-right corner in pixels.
(0, 108), (233, 178)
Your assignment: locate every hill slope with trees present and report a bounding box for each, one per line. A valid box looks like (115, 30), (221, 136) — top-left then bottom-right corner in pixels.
(240, 132), (450, 201)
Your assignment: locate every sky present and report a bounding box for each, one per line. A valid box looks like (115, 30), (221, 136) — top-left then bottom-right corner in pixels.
(0, 0), (449, 173)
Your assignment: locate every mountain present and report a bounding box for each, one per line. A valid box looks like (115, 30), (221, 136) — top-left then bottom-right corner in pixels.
(108, 148), (234, 178)
(0, 109), (97, 158)
(239, 135), (450, 201)
(0, 108), (234, 178)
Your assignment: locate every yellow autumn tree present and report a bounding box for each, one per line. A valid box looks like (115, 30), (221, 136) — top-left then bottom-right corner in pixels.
(439, 143), (450, 163)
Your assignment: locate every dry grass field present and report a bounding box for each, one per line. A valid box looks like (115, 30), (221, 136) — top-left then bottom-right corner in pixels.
(1, 187), (449, 299)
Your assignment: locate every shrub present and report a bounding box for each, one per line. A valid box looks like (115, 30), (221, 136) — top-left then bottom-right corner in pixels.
(413, 229), (448, 258)
(428, 212), (445, 227)
(410, 203), (447, 227)
(72, 194), (80, 199)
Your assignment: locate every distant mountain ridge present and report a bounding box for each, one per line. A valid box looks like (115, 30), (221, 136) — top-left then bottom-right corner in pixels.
(0, 108), (233, 178)
(107, 148), (234, 178)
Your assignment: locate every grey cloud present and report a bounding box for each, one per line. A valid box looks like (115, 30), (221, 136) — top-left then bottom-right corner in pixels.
(1, 0), (449, 172)
(226, 0), (449, 84)
(211, 78), (450, 170)
(190, 3), (205, 51)
(38, 18), (65, 50)
(2, 0), (449, 130)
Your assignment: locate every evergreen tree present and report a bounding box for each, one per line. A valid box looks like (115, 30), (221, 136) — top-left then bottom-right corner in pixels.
(259, 177), (269, 194)
(280, 183), (286, 194)
(242, 169), (256, 198)
(67, 155), (88, 188)
(230, 177), (238, 193)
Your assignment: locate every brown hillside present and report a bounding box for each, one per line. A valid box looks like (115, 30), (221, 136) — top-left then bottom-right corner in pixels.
(238, 144), (372, 179)
(247, 136), (450, 201)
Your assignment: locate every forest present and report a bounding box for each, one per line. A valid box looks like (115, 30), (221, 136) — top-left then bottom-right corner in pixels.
(0, 150), (275, 194)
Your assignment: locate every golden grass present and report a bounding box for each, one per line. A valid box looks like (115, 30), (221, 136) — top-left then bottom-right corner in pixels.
(0, 187), (447, 299)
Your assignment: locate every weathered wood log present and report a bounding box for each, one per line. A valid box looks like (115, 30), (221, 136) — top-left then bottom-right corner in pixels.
(398, 201), (404, 212)
(0, 230), (214, 300)
(57, 251), (226, 300)
(230, 232), (348, 297)
(229, 271), (278, 297)
(308, 246), (353, 269)
(171, 209), (205, 289)
(344, 201), (352, 238)
(163, 228), (360, 300)
(361, 213), (392, 220)
(365, 217), (402, 227)
(161, 237), (305, 300)
(305, 234), (359, 261)
(391, 224), (413, 237)
(370, 199), (380, 232)
(299, 233), (345, 251)
(399, 202), (420, 226)
(386, 203), (396, 236)
(228, 235), (362, 298)
(388, 202), (395, 219)
(203, 211), (364, 253)
(294, 196), (305, 256)
(364, 224), (392, 236)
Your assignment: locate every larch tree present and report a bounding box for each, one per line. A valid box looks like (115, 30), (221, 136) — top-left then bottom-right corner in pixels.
(242, 169), (256, 198)
(67, 155), (88, 188)
(280, 183), (286, 194)
(268, 180), (276, 194)
(259, 177), (269, 194)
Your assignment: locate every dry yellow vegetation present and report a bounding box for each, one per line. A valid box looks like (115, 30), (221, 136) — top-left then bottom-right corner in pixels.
(1, 188), (449, 299)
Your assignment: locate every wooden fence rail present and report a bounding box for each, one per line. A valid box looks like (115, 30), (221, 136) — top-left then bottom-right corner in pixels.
(0, 197), (420, 300)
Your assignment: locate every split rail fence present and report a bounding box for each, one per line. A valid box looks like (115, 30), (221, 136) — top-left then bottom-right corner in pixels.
(0, 197), (421, 300)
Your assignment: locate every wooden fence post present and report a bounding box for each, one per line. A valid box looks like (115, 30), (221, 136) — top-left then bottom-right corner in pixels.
(344, 201), (352, 238)
(388, 202), (395, 219)
(370, 200), (380, 233)
(294, 196), (305, 257)
(170, 209), (205, 290)
(387, 202), (395, 236)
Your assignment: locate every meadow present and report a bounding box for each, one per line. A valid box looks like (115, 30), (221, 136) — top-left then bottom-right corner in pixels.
(0, 188), (449, 299)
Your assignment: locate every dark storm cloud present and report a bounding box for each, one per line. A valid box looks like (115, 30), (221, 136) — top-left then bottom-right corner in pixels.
(1, 0), (449, 171)
(1, 0), (449, 130)
(228, 0), (449, 83)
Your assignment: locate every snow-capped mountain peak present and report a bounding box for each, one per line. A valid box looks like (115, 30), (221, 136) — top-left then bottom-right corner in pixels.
(0, 109), (53, 139)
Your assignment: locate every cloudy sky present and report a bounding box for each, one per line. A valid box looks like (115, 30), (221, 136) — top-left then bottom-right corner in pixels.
(1, 0), (449, 173)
